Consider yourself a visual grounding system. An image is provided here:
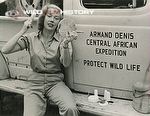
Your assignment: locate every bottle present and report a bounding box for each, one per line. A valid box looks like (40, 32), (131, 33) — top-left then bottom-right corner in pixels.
(104, 90), (111, 101)
(88, 89), (99, 103)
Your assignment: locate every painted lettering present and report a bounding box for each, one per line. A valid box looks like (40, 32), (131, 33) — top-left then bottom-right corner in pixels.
(109, 63), (124, 70)
(114, 32), (134, 39)
(126, 64), (140, 71)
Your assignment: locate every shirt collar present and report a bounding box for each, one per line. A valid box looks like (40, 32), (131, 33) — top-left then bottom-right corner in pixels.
(53, 32), (60, 42)
(37, 31), (60, 42)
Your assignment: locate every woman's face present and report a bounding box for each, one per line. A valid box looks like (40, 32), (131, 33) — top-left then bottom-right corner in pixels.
(44, 8), (61, 31)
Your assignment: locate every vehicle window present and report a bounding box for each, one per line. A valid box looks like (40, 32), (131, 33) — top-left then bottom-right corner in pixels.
(81, 0), (147, 9)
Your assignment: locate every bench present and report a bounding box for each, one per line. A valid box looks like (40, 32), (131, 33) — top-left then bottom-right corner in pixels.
(0, 52), (149, 116)
(0, 79), (149, 116)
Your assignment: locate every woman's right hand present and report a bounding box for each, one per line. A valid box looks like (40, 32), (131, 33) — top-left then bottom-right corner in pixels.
(21, 12), (36, 33)
(21, 18), (33, 33)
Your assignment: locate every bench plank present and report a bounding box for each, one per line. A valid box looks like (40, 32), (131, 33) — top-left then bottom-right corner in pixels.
(0, 79), (28, 95)
(0, 79), (149, 116)
(74, 93), (149, 116)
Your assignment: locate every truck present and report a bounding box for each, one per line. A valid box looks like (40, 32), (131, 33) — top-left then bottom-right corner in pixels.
(0, 0), (150, 115)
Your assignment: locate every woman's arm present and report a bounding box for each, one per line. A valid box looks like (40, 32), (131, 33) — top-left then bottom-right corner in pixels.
(60, 31), (77, 67)
(1, 30), (26, 54)
(60, 41), (72, 67)
(1, 18), (32, 54)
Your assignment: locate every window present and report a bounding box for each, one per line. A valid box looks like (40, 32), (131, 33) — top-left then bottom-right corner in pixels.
(82, 0), (147, 9)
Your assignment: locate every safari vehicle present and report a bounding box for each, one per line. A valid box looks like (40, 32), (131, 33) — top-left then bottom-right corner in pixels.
(0, 0), (150, 115)
(65, 0), (150, 99)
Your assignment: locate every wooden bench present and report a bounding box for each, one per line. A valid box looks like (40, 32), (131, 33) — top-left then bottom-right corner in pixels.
(0, 78), (149, 116)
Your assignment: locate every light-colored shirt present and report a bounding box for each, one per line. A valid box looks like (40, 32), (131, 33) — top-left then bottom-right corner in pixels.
(17, 32), (72, 82)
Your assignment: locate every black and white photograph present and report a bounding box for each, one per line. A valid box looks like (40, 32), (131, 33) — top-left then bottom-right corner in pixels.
(0, 0), (150, 116)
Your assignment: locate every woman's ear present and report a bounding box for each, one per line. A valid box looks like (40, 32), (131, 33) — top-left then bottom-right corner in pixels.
(61, 14), (64, 19)
(56, 19), (62, 33)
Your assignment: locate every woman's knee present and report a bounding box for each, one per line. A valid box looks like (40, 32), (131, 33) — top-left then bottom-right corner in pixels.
(60, 104), (79, 116)
(61, 102), (78, 112)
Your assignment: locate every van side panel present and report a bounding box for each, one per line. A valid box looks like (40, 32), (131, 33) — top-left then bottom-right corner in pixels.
(65, 0), (150, 99)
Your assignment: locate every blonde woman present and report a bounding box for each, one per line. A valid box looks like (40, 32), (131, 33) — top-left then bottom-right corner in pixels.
(2, 4), (79, 116)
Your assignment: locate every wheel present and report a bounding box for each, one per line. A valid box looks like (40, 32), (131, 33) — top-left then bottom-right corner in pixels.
(15, 0), (42, 16)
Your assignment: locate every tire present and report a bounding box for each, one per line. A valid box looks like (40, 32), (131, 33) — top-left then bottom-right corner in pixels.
(15, 0), (42, 16)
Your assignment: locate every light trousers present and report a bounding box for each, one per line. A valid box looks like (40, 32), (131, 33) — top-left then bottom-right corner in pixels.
(24, 81), (79, 116)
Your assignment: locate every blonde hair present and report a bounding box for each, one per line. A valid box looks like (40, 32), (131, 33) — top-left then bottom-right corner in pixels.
(42, 4), (63, 16)
(37, 4), (63, 35)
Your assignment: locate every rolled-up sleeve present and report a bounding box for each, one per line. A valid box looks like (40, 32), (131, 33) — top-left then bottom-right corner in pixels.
(17, 35), (30, 51)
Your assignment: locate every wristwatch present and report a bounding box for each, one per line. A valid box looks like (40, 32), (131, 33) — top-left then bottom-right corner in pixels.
(63, 40), (69, 49)
(63, 43), (69, 49)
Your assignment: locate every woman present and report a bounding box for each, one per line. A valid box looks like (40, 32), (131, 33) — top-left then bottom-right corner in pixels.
(2, 4), (79, 116)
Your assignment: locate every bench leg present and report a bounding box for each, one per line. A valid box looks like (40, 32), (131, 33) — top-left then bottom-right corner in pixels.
(0, 91), (3, 113)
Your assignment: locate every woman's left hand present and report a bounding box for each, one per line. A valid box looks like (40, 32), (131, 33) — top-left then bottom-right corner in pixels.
(64, 31), (78, 44)
(62, 31), (77, 49)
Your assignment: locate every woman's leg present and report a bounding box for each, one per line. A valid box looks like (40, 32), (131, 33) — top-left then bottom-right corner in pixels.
(46, 82), (79, 116)
(24, 84), (47, 116)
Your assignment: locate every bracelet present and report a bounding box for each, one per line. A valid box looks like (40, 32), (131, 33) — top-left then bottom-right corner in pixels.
(63, 44), (69, 49)
(63, 40), (69, 49)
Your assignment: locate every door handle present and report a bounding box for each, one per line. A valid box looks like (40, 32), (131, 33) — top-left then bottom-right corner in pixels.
(77, 31), (84, 34)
